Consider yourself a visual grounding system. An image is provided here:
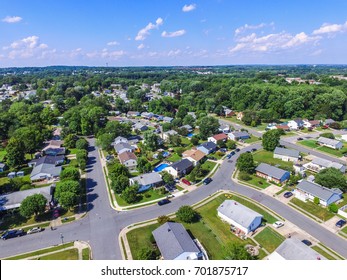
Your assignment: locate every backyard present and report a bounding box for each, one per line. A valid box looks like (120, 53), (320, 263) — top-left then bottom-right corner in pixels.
(290, 198), (335, 221)
(253, 150), (294, 170)
(254, 227), (285, 253)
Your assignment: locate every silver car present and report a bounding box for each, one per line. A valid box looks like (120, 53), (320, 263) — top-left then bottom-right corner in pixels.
(27, 227), (43, 234)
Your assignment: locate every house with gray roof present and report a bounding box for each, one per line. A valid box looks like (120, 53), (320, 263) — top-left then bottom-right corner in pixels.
(274, 147), (300, 162)
(114, 142), (136, 154)
(228, 131), (250, 141)
(113, 136), (128, 145)
(303, 157), (346, 173)
(164, 158), (194, 178)
(317, 137), (343, 150)
(179, 124), (193, 132)
(294, 180), (343, 206)
(130, 173), (163, 192)
(324, 119), (335, 126)
(197, 141), (217, 155)
(162, 129), (178, 141)
(268, 238), (326, 260)
(152, 222), (202, 260)
(132, 122), (148, 132)
(29, 156), (64, 181)
(255, 163), (290, 184)
(163, 116), (174, 123)
(217, 200), (263, 235)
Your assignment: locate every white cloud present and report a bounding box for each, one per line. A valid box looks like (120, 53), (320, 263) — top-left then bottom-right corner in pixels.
(161, 29), (186, 38)
(282, 32), (320, 48)
(4, 36), (49, 59)
(107, 41), (119, 46)
(2, 16), (22, 23)
(182, 4), (196, 12)
(235, 22), (274, 35)
(137, 43), (145, 50)
(135, 17), (163, 41)
(313, 21), (347, 35)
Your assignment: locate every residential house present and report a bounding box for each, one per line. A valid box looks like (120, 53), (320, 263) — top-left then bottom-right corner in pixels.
(132, 122), (148, 132)
(228, 131), (250, 141)
(317, 137), (343, 150)
(207, 133), (228, 144)
(113, 136), (128, 145)
(0, 163), (6, 172)
(162, 130), (178, 141)
(163, 116), (174, 123)
(303, 157), (346, 173)
(219, 124), (230, 133)
(29, 155), (64, 181)
(255, 163), (290, 184)
(164, 159), (194, 178)
(126, 111), (140, 118)
(152, 222), (202, 260)
(288, 118), (304, 130)
(275, 124), (290, 131)
(303, 119), (321, 129)
(273, 147), (300, 162)
(197, 142), (217, 155)
(294, 180), (343, 206)
(118, 151), (137, 171)
(224, 108), (235, 118)
(236, 112), (244, 121)
(114, 143), (136, 155)
(129, 173), (163, 192)
(324, 119), (335, 126)
(182, 149), (206, 166)
(217, 200), (263, 235)
(141, 112), (154, 119)
(42, 140), (66, 156)
(127, 135), (142, 146)
(179, 124), (193, 132)
(267, 238), (326, 260)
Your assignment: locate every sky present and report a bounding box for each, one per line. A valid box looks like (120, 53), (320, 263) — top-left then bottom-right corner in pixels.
(1, 0), (347, 67)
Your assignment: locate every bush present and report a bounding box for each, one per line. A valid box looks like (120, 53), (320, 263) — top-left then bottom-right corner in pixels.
(319, 132), (334, 139)
(328, 203), (338, 213)
(313, 197), (320, 205)
(238, 172), (252, 181)
(75, 138), (89, 150)
(176, 205), (199, 223)
(137, 248), (157, 260)
(157, 215), (171, 224)
(20, 184), (34, 191)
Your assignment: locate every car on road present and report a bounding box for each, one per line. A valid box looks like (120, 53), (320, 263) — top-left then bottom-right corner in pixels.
(203, 177), (212, 185)
(283, 192), (293, 198)
(1, 229), (25, 240)
(273, 221), (284, 228)
(181, 179), (191, 186)
(235, 148), (240, 152)
(226, 152), (235, 159)
(301, 239), (312, 246)
(157, 199), (170, 206)
(27, 227), (43, 235)
(219, 148), (227, 153)
(335, 219), (347, 228)
(251, 148), (257, 152)
(297, 137), (303, 141)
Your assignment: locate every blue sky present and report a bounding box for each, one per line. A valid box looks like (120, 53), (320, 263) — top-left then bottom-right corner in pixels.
(1, 0), (347, 66)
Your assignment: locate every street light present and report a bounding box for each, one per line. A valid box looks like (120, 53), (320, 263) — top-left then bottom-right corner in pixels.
(60, 233), (64, 244)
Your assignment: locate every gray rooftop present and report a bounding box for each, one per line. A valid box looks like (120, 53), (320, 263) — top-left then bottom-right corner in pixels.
(131, 173), (162, 186)
(317, 137), (341, 146)
(152, 222), (200, 260)
(164, 130), (178, 136)
(218, 200), (263, 229)
(274, 147), (299, 158)
(311, 157), (344, 170)
(114, 142), (135, 153)
(272, 238), (327, 260)
(199, 141), (217, 151)
(31, 163), (62, 180)
(230, 131), (250, 138)
(296, 180), (342, 201)
(255, 163), (289, 180)
(0, 163), (5, 169)
(170, 158), (193, 172)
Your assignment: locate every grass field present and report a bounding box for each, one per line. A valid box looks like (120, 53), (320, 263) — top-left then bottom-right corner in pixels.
(82, 248), (90, 260)
(39, 248), (79, 260)
(299, 140), (318, 149)
(311, 246), (337, 260)
(0, 150), (6, 161)
(299, 140), (347, 157)
(239, 173), (271, 189)
(254, 227), (285, 253)
(115, 188), (168, 207)
(342, 226), (347, 234)
(167, 153), (181, 162)
(291, 198), (335, 221)
(244, 135), (261, 144)
(253, 150), (294, 170)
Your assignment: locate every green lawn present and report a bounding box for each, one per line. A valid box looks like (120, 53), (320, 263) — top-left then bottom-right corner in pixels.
(167, 153), (181, 162)
(342, 226), (347, 234)
(239, 173), (271, 189)
(68, 148), (81, 155)
(39, 248), (79, 260)
(115, 188), (168, 207)
(253, 150), (294, 170)
(220, 116), (267, 131)
(317, 146), (347, 157)
(244, 135), (261, 144)
(291, 198), (335, 221)
(0, 150), (6, 162)
(299, 140), (318, 149)
(254, 227), (285, 253)
(201, 160), (217, 173)
(311, 246), (337, 260)
(181, 137), (191, 146)
(82, 248), (91, 260)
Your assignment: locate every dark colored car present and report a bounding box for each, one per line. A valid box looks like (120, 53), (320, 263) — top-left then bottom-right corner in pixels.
(1, 229), (25, 240)
(208, 156), (217, 160)
(235, 148), (240, 152)
(157, 199), (170, 206)
(219, 148), (227, 153)
(251, 148), (257, 152)
(297, 137), (303, 141)
(226, 151), (235, 159)
(336, 219), (347, 228)
(301, 239), (312, 246)
(203, 178), (212, 185)
(283, 192), (293, 198)
(181, 179), (191, 186)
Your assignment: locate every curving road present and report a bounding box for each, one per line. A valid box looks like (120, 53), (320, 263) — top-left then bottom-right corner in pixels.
(1, 139), (347, 260)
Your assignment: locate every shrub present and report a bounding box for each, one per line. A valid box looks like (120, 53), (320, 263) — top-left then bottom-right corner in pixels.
(328, 203), (338, 213)
(313, 197), (320, 205)
(238, 172), (252, 181)
(176, 205), (199, 223)
(157, 215), (171, 224)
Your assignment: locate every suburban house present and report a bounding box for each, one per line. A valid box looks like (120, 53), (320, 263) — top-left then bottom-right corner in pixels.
(132, 122), (148, 132)
(0, 185), (54, 211)
(29, 155), (64, 181)
(187, 112), (196, 119)
(317, 137), (343, 150)
(162, 130), (178, 141)
(118, 151), (137, 170)
(179, 124), (193, 132)
(288, 118), (304, 130)
(294, 180), (343, 206)
(273, 147), (300, 162)
(152, 222), (203, 260)
(141, 112), (154, 119)
(114, 142), (136, 155)
(0, 163), (6, 172)
(197, 142), (217, 155)
(164, 158), (194, 178)
(207, 133), (228, 144)
(303, 119), (321, 129)
(163, 116), (174, 123)
(224, 108), (235, 117)
(126, 111), (140, 118)
(303, 157), (346, 173)
(42, 140), (66, 156)
(228, 131), (250, 141)
(276, 124), (290, 131)
(236, 112), (244, 121)
(113, 136), (128, 145)
(219, 124), (230, 133)
(255, 163), (290, 184)
(267, 238), (326, 260)
(324, 119), (335, 126)
(129, 173), (163, 192)
(217, 200), (263, 235)
(182, 149), (206, 166)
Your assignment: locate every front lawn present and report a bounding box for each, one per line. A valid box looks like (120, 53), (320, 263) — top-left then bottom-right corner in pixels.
(342, 226), (347, 234)
(254, 227), (285, 253)
(244, 135), (261, 144)
(290, 198), (335, 221)
(115, 188), (168, 207)
(253, 150), (294, 170)
(167, 153), (181, 162)
(311, 246), (337, 260)
(201, 160), (217, 173)
(39, 248), (79, 260)
(317, 146), (347, 157)
(239, 173), (271, 189)
(299, 140), (318, 149)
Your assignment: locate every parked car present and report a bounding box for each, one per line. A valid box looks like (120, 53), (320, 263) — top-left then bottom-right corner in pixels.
(27, 227), (43, 235)
(335, 219), (347, 228)
(283, 192), (293, 198)
(203, 177), (212, 185)
(273, 221), (284, 228)
(181, 179), (191, 186)
(301, 239), (312, 246)
(219, 148), (227, 153)
(297, 137), (303, 141)
(1, 229), (25, 240)
(157, 199), (170, 206)
(226, 151), (235, 159)
(251, 148), (257, 152)
(235, 148), (240, 152)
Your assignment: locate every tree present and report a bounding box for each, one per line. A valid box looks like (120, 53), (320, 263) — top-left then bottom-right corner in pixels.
(121, 185), (139, 203)
(137, 248), (157, 260)
(319, 132), (335, 139)
(262, 129), (281, 151)
(55, 180), (81, 199)
(111, 174), (130, 194)
(137, 157), (152, 173)
(6, 137), (25, 168)
(19, 194), (47, 218)
(226, 140), (237, 150)
(313, 197), (320, 205)
(58, 191), (78, 209)
(108, 163), (130, 181)
(168, 134), (182, 147)
(143, 131), (160, 151)
(329, 203), (339, 213)
(242, 110), (260, 126)
(75, 138), (89, 150)
(190, 135), (199, 146)
(329, 122), (341, 130)
(315, 167), (347, 191)
(96, 133), (114, 151)
(236, 153), (255, 174)
(183, 114), (195, 127)
(161, 171), (174, 185)
(223, 243), (256, 260)
(157, 215), (171, 224)
(176, 205), (198, 223)
(64, 134), (78, 148)
(198, 116), (219, 139)
(217, 139), (227, 148)
(60, 167), (80, 181)
(13, 126), (44, 157)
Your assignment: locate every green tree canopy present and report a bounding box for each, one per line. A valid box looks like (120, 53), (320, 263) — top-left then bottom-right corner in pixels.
(315, 167), (347, 192)
(176, 205), (199, 223)
(198, 116), (219, 139)
(75, 138), (89, 150)
(111, 174), (130, 194)
(55, 180), (81, 199)
(20, 194), (47, 218)
(223, 243), (256, 260)
(6, 137), (26, 168)
(236, 153), (255, 174)
(143, 131), (160, 151)
(121, 185), (139, 203)
(58, 191), (78, 209)
(262, 129), (281, 151)
(60, 167), (80, 181)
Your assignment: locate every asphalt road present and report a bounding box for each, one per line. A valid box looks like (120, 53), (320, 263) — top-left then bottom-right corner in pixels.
(1, 138), (347, 260)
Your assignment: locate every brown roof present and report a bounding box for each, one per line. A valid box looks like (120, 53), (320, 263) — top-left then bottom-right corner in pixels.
(309, 120), (320, 125)
(118, 151), (137, 164)
(182, 149), (205, 162)
(276, 125), (289, 130)
(212, 133), (228, 141)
